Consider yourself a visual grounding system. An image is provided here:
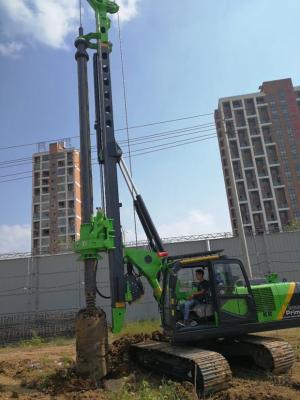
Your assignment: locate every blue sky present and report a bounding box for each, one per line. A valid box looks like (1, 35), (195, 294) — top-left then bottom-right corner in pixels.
(0, 0), (300, 252)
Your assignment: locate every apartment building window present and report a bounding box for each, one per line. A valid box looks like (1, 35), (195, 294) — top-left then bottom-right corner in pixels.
(58, 217), (66, 226)
(264, 200), (276, 221)
(237, 182), (247, 201)
(267, 146), (279, 165)
(233, 160), (243, 180)
(229, 141), (239, 159)
(256, 96), (265, 105)
(291, 143), (298, 159)
(57, 168), (65, 176)
(57, 184), (65, 192)
(58, 160), (65, 167)
(42, 187), (49, 194)
(258, 106), (270, 124)
(42, 178), (49, 185)
(232, 100), (242, 108)
(256, 158), (267, 177)
(238, 130), (249, 147)
(248, 117), (259, 136)
(225, 121), (235, 137)
(275, 188), (288, 208)
(296, 163), (300, 178)
(245, 170), (257, 189)
(252, 137), (264, 156)
(42, 155), (49, 161)
(241, 149), (253, 168)
(222, 102), (232, 118)
(234, 109), (246, 127)
(42, 229), (49, 237)
(240, 203), (250, 224)
(289, 188), (297, 201)
(250, 191), (262, 211)
(253, 213), (264, 234)
(58, 201), (66, 208)
(260, 178), (272, 199)
(244, 98), (256, 116)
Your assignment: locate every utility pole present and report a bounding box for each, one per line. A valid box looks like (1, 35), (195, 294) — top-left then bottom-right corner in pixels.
(223, 128), (253, 278)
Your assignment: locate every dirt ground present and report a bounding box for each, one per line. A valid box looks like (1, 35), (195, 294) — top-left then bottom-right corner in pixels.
(0, 329), (299, 400)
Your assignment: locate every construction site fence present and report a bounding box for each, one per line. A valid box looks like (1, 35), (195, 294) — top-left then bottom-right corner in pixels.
(0, 230), (300, 345)
(0, 310), (76, 345)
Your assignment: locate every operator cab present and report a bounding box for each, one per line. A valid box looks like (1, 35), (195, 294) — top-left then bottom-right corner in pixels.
(161, 250), (258, 342)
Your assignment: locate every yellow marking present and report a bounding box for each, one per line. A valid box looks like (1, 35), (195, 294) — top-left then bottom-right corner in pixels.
(180, 255), (220, 265)
(115, 302), (126, 308)
(278, 282), (296, 320)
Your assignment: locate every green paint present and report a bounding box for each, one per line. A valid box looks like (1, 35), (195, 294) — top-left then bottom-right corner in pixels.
(84, 0), (119, 50)
(112, 307), (126, 333)
(221, 298), (248, 316)
(74, 209), (115, 260)
(125, 248), (164, 301)
(266, 273), (279, 283)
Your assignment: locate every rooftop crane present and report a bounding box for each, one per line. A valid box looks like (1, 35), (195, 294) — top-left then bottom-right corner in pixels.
(73, 0), (300, 395)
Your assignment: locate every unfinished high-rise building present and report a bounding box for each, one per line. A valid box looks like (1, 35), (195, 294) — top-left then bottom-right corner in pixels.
(215, 78), (300, 235)
(32, 142), (81, 254)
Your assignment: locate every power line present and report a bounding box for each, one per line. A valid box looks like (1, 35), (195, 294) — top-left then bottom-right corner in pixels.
(0, 112), (214, 151)
(0, 129), (217, 178)
(0, 133), (217, 184)
(0, 123), (216, 169)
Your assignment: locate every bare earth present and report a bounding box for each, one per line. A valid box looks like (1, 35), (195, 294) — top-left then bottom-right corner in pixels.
(0, 329), (299, 399)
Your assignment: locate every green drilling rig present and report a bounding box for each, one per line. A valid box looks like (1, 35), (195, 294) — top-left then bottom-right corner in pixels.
(73, 1), (300, 396)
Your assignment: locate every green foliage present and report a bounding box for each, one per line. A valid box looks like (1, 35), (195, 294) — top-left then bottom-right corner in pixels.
(287, 219), (300, 231)
(108, 380), (195, 400)
(17, 332), (45, 347)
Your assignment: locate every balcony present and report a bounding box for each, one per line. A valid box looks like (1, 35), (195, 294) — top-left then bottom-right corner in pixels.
(33, 213), (40, 220)
(68, 208), (75, 216)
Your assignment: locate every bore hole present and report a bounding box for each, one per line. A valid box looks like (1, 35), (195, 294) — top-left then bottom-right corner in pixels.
(103, 65), (109, 73)
(104, 91), (110, 99)
(101, 27), (106, 33)
(102, 52), (108, 59)
(106, 120), (112, 127)
(103, 77), (109, 86)
(105, 106), (111, 114)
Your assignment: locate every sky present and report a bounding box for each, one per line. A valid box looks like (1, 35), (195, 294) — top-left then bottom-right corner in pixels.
(0, 0), (300, 253)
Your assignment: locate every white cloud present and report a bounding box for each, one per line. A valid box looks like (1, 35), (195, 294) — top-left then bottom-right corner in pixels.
(158, 210), (217, 238)
(0, 41), (24, 58)
(122, 209), (228, 243)
(0, 224), (31, 253)
(0, 0), (78, 52)
(115, 0), (141, 22)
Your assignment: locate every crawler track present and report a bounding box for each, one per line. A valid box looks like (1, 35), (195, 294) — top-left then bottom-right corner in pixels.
(130, 340), (232, 396)
(213, 335), (295, 374)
